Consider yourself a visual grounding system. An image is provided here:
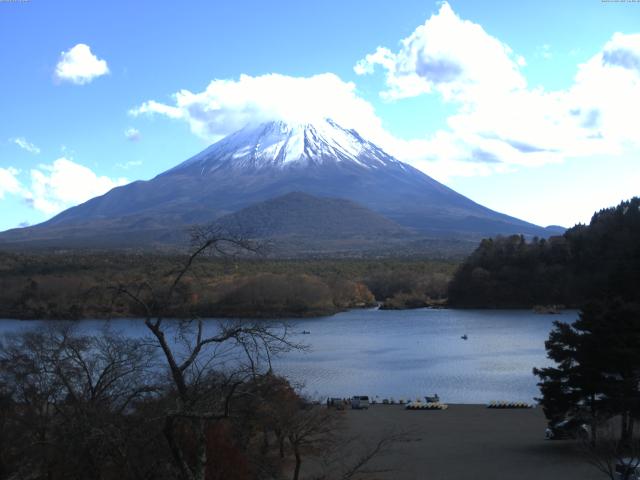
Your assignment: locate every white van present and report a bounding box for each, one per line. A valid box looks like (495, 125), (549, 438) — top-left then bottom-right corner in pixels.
(351, 396), (370, 409)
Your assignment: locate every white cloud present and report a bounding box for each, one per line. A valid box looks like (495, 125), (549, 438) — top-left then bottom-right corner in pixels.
(0, 167), (22, 199)
(131, 100), (183, 119)
(130, 73), (384, 143)
(11, 137), (40, 154)
(128, 6), (640, 185)
(353, 2), (526, 102)
(128, 70), (511, 183)
(601, 32), (640, 71)
(54, 44), (109, 85)
(116, 160), (143, 170)
(353, 3), (640, 180)
(124, 127), (141, 141)
(24, 158), (127, 214)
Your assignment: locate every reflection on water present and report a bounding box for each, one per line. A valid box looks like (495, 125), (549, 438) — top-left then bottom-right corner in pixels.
(0, 308), (576, 404)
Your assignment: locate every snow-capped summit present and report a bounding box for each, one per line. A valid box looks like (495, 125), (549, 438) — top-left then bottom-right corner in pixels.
(0, 118), (556, 250)
(169, 118), (404, 174)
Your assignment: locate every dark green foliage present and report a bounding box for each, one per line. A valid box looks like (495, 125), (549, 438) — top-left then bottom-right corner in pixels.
(534, 301), (640, 443)
(449, 197), (640, 307)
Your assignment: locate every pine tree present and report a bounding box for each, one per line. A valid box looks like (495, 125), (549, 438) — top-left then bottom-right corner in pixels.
(534, 301), (640, 444)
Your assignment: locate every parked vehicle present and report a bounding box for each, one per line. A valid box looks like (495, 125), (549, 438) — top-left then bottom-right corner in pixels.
(351, 396), (370, 409)
(544, 418), (590, 440)
(616, 458), (640, 479)
(328, 397), (345, 410)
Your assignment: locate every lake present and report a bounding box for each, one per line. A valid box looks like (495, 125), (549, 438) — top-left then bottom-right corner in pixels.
(0, 308), (575, 404)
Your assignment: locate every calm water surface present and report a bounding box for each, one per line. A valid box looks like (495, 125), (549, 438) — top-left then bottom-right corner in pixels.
(0, 308), (576, 404)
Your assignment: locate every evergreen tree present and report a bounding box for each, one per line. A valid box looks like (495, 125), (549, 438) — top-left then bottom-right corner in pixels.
(534, 301), (640, 444)
(449, 197), (640, 308)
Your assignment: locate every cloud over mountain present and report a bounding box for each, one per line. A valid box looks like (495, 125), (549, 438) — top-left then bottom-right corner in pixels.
(128, 3), (639, 183)
(130, 73), (383, 143)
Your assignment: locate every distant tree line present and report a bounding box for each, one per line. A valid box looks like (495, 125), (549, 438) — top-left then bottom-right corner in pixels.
(448, 197), (640, 308)
(0, 251), (455, 320)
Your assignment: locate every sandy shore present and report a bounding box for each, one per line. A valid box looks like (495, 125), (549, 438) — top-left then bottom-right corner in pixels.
(310, 404), (602, 480)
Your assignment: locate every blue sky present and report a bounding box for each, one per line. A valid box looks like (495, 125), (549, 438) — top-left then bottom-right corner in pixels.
(0, 0), (639, 231)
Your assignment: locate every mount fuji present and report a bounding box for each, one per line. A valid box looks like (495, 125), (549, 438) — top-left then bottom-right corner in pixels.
(0, 118), (561, 252)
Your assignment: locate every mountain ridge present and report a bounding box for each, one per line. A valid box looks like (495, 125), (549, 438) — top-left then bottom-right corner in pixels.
(216, 191), (408, 238)
(0, 118), (561, 253)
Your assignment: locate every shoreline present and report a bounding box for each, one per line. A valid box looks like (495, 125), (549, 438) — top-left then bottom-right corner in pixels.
(0, 304), (577, 322)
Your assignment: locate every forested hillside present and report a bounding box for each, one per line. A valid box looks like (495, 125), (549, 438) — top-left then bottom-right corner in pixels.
(0, 254), (455, 319)
(448, 197), (640, 308)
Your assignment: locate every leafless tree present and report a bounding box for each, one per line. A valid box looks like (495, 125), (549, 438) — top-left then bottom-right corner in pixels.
(0, 323), (162, 480)
(285, 405), (338, 480)
(112, 226), (301, 480)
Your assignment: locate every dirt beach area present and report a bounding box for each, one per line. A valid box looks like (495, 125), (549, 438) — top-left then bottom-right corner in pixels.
(317, 404), (603, 480)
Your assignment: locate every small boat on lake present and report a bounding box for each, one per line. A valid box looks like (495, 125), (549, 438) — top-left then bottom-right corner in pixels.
(461, 334), (468, 340)
(301, 330), (311, 335)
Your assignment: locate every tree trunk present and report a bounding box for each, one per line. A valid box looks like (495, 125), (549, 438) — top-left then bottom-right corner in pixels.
(290, 438), (301, 480)
(590, 398), (598, 447)
(623, 415), (635, 447)
(193, 418), (208, 480)
(279, 435), (285, 459)
(145, 322), (188, 399)
(261, 427), (270, 455)
(163, 416), (195, 480)
(621, 411), (630, 446)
